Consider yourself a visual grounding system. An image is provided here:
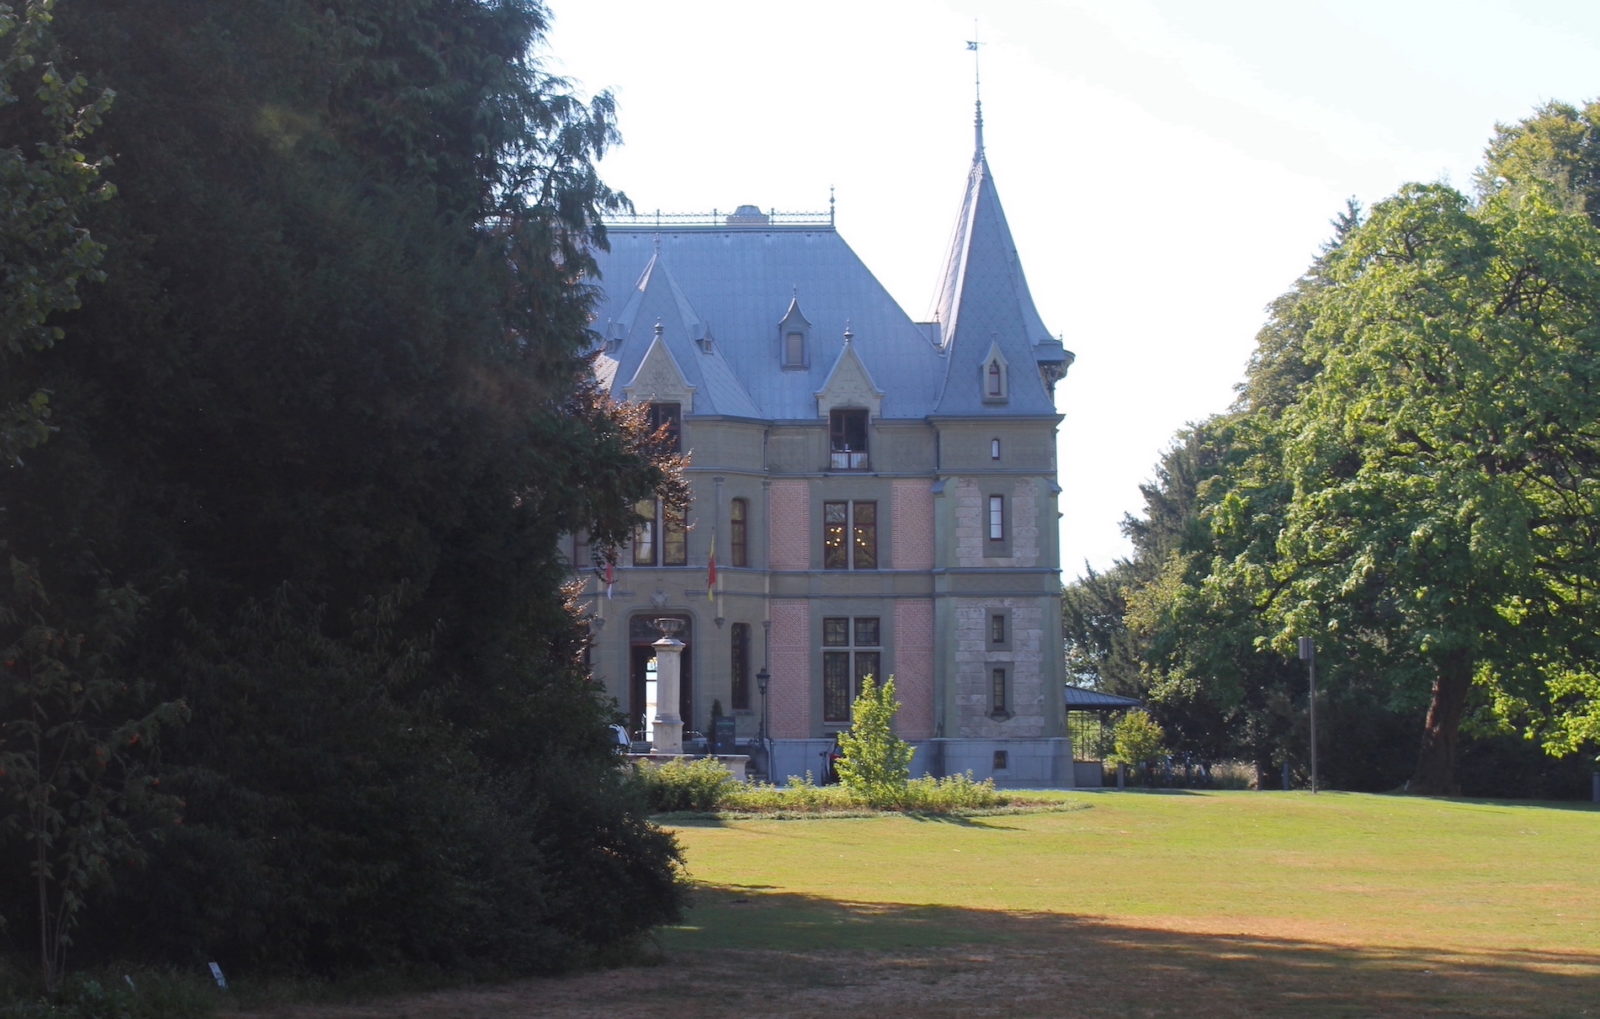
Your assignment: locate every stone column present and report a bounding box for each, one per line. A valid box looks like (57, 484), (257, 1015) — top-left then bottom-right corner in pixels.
(651, 618), (685, 755)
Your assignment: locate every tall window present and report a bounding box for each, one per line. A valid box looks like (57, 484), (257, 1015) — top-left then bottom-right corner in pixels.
(990, 613), (1006, 646)
(731, 623), (751, 711)
(730, 498), (749, 567)
(633, 499), (688, 566)
(823, 616), (881, 724)
(647, 402), (682, 452)
(991, 666), (1008, 716)
(988, 495), (1005, 542)
(829, 408), (869, 469)
(823, 500), (877, 569)
(983, 354), (1008, 401)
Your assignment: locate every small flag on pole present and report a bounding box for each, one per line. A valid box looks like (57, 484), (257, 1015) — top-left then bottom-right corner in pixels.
(706, 527), (718, 602)
(966, 40), (978, 50)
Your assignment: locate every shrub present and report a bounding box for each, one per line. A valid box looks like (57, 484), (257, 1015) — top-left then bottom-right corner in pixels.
(899, 773), (1007, 811)
(835, 676), (914, 807)
(632, 757), (738, 813)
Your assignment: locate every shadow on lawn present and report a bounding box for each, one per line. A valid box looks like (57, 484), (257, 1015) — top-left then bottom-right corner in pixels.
(658, 885), (1599, 1017)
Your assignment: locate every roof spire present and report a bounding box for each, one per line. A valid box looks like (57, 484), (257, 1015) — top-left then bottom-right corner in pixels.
(967, 25), (983, 157)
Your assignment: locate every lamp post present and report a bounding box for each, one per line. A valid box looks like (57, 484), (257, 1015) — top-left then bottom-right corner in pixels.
(1298, 637), (1318, 794)
(756, 667), (770, 779)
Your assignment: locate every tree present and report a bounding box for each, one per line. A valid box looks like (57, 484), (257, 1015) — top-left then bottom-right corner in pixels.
(1106, 709), (1166, 785)
(836, 675), (914, 807)
(2, 0), (685, 976)
(1266, 181), (1600, 793)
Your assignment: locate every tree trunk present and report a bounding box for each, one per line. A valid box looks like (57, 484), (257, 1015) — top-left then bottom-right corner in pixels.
(1409, 653), (1472, 796)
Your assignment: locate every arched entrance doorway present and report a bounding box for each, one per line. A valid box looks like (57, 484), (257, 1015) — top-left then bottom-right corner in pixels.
(628, 614), (692, 741)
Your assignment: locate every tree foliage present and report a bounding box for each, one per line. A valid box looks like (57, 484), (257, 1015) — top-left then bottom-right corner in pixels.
(2, 0), (685, 979)
(1076, 103), (1600, 797)
(0, 0), (113, 465)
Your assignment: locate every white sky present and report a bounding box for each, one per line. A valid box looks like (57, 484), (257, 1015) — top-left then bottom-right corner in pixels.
(544, 0), (1600, 581)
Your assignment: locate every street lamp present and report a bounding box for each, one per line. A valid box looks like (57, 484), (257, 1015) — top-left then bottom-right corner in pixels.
(756, 667), (770, 778)
(1298, 637), (1318, 794)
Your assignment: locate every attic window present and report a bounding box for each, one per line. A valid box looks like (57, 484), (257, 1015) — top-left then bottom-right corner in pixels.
(983, 350), (1010, 403)
(829, 408), (869, 470)
(647, 402), (682, 452)
(784, 331), (806, 368)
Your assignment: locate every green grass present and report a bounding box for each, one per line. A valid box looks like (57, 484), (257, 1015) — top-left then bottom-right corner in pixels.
(210, 792), (1600, 1017)
(656, 791), (1600, 1016)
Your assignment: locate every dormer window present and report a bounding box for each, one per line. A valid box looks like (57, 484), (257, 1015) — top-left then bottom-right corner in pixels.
(982, 344), (1010, 403)
(778, 294), (811, 369)
(829, 408), (869, 470)
(647, 402), (681, 452)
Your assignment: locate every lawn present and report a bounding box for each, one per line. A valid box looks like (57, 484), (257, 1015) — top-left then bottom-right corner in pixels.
(228, 791), (1600, 1018)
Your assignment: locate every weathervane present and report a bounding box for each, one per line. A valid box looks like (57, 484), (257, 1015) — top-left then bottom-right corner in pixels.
(966, 23), (984, 153)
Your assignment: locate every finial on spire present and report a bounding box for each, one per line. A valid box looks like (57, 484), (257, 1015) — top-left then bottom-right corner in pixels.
(843, 320), (854, 344)
(829, 184), (836, 226)
(967, 24), (984, 155)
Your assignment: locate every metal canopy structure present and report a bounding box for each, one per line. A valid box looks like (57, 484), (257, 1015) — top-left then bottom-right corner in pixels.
(1064, 685), (1142, 711)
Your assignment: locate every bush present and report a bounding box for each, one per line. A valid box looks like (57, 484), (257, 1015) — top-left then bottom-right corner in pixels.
(0, 963), (218, 1019)
(836, 676), (914, 807)
(632, 757), (738, 813)
(899, 773), (1007, 811)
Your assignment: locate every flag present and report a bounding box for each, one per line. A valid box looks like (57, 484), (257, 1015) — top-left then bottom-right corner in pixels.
(966, 40), (978, 50)
(706, 527), (718, 601)
(604, 558), (615, 600)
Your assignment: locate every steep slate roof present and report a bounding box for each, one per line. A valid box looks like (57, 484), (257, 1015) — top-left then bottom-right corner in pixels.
(930, 107), (1070, 417)
(589, 223), (943, 421)
(585, 124), (1068, 423)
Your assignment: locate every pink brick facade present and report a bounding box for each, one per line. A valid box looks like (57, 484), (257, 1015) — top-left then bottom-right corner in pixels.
(891, 479), (935, 572)
(893, 599), (935, 739)
(768, 598), (811, 738)
(768, 480), (810, 571)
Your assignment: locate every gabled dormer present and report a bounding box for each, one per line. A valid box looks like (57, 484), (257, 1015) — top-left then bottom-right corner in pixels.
(624, 321), (696, 413)
(778, 294), (811, 370)
(816, 326), (885, 470)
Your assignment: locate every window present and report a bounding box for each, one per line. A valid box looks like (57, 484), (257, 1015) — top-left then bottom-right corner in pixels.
(988, 495), (1005, 541)
(990, 438), (1001, 460)
(647, 402), (682, 452)
(988, 609), (1012, 650)
(982, 348), (1009, 402)
(731, 623), (751, 711)
(823, 500), (877, 569)
(730, 498), (749, 567)
(829, 408), (869, 470)
(632, 498), (688, 566)
(990, 666), (1009, 717)
(784, 331), (806, 367)
(823, 616), (882, 723)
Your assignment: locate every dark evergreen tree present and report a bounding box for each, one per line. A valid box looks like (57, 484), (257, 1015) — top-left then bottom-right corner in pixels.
(4, 0), (683, 977)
